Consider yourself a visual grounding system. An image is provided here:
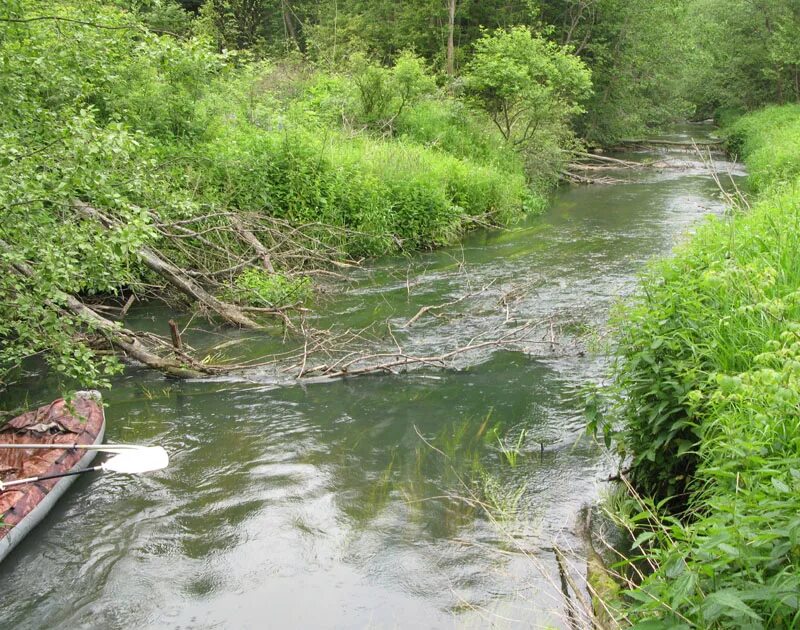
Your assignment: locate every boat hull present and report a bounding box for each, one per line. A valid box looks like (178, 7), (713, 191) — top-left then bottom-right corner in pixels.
(0, 391), (106, 562)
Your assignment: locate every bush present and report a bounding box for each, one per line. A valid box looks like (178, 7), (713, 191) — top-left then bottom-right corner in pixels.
(348, 51), (436, 130)
(232, 269), (311, 307)
(600, 104), (800, 626)
(395, 98), (519, 167)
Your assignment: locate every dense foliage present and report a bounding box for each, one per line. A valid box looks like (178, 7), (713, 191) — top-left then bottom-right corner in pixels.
(463, 26), (591, 164)
(684, 0), (800, 118)
(0, 0), (595, 389)
(187, 0), (695, 142)
(597, 106), (800, 627)
(156, 0), (800, 133)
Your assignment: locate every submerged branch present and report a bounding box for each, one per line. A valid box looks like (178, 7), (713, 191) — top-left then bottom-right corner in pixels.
(403, 280), (496, 327)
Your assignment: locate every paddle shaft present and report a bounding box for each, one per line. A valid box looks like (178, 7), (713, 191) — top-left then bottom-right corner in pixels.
(0, 465), (102, 491)
(0, 443), (138, 451)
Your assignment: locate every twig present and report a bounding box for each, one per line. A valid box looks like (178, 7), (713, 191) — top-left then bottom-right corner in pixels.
(404, 280), (495, 327)
(554, 545), (596, 628)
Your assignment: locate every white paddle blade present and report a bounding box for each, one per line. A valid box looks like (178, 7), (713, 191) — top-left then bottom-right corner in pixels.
(102, 446), (170, 474)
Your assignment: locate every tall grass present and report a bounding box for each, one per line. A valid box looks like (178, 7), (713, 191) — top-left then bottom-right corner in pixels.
(596, 105), (800, 627)
(154, 58), (542, 257)
(726, 105), (800, 192)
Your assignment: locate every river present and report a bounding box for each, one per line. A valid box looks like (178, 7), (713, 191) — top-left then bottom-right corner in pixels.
(0, 125), (743, 629)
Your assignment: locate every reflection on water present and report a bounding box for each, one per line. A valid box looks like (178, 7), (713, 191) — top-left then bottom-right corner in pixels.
(0, 128), (742, 628)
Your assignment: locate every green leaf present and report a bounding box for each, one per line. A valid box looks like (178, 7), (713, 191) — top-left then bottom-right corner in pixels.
(631, 530), (657, 550)
(703, 590), (763, 622)
(772, 477), (790, 493)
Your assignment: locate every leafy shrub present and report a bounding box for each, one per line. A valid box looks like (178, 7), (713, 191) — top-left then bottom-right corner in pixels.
(328, 51), (436, 132)
(462, 27), (590, 180)
(232, 269), (311, 307)
(395, 98), (519, 167)
(184, 97), (532, 254)
(599, 105), (800, 626)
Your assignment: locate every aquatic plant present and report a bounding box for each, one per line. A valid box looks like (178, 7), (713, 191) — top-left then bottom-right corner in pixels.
(495, 427), (526, 469)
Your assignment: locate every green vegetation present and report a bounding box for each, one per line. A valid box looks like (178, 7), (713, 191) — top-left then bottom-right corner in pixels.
(5, 0), (800, 624)
(194, 0), (693, 144)
(12, 0), (789, 389)
(340, 412), (533, 529)
(463, 26), (591, 168)
(684, 1), (800, 119)
(0, 1), (592, 389)
(230, 270), (312, 308)
(593, 106), (800, 626)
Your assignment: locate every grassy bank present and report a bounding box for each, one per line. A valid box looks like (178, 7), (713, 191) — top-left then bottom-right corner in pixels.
(599, 105), (800, 626)
(1, 1), (590, 389)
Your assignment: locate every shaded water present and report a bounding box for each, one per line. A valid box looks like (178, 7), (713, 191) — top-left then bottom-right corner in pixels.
(0, 126), (743, 628)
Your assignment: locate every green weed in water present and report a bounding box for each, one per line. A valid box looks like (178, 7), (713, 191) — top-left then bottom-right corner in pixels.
(495, 427), (526, 468)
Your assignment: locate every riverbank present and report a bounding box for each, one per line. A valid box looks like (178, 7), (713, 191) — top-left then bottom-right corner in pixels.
(0, 1), (590, 393)
(603, 104), (800, 626)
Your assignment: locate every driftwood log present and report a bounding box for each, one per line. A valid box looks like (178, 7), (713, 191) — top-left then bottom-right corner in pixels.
(229, 214), (275, 273)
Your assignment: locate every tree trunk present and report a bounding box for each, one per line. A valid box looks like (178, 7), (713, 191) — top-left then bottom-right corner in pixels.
(446, 0), (456, 76)
(0, 239), (208, 379)
(135, 245), (261, 329)
(229, 215), (275, 272)
(795, 65), (799, 102)
(281, 0), (300, 51)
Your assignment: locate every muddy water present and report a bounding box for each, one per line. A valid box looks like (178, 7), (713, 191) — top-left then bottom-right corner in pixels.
(0, 126), (743, 629)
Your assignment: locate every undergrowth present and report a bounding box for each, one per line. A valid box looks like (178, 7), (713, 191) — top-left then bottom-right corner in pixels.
(593, 104), (800, 627)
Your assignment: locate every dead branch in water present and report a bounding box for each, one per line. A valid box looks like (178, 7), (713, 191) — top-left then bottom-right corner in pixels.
(297, 322), (546, 378)
(403, 280), (496, 327)
(619, 137), (723, 148)
(74, 201), (261, 329)
(561, 170), (628, 185)
(231, 312), (576, 381)
(573, 152), (644, 168)
(554, 544), (605, 630)
(19, 193), (588, 382)
(0, 239), (215, 378)
(611, 139), (725, 155)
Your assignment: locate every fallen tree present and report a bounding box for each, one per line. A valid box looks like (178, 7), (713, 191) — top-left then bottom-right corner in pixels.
(74, 201), (262, 329)
(0, 238), (214, 379)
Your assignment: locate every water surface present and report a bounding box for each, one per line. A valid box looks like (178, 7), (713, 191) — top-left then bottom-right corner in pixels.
(0, 126), (742, 629)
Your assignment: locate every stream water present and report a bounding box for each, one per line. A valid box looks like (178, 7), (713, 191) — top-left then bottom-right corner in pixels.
(0, 125), (743, 629)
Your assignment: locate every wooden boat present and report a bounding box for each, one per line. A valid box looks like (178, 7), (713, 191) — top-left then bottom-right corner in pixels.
(0, 391), (105, 562)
